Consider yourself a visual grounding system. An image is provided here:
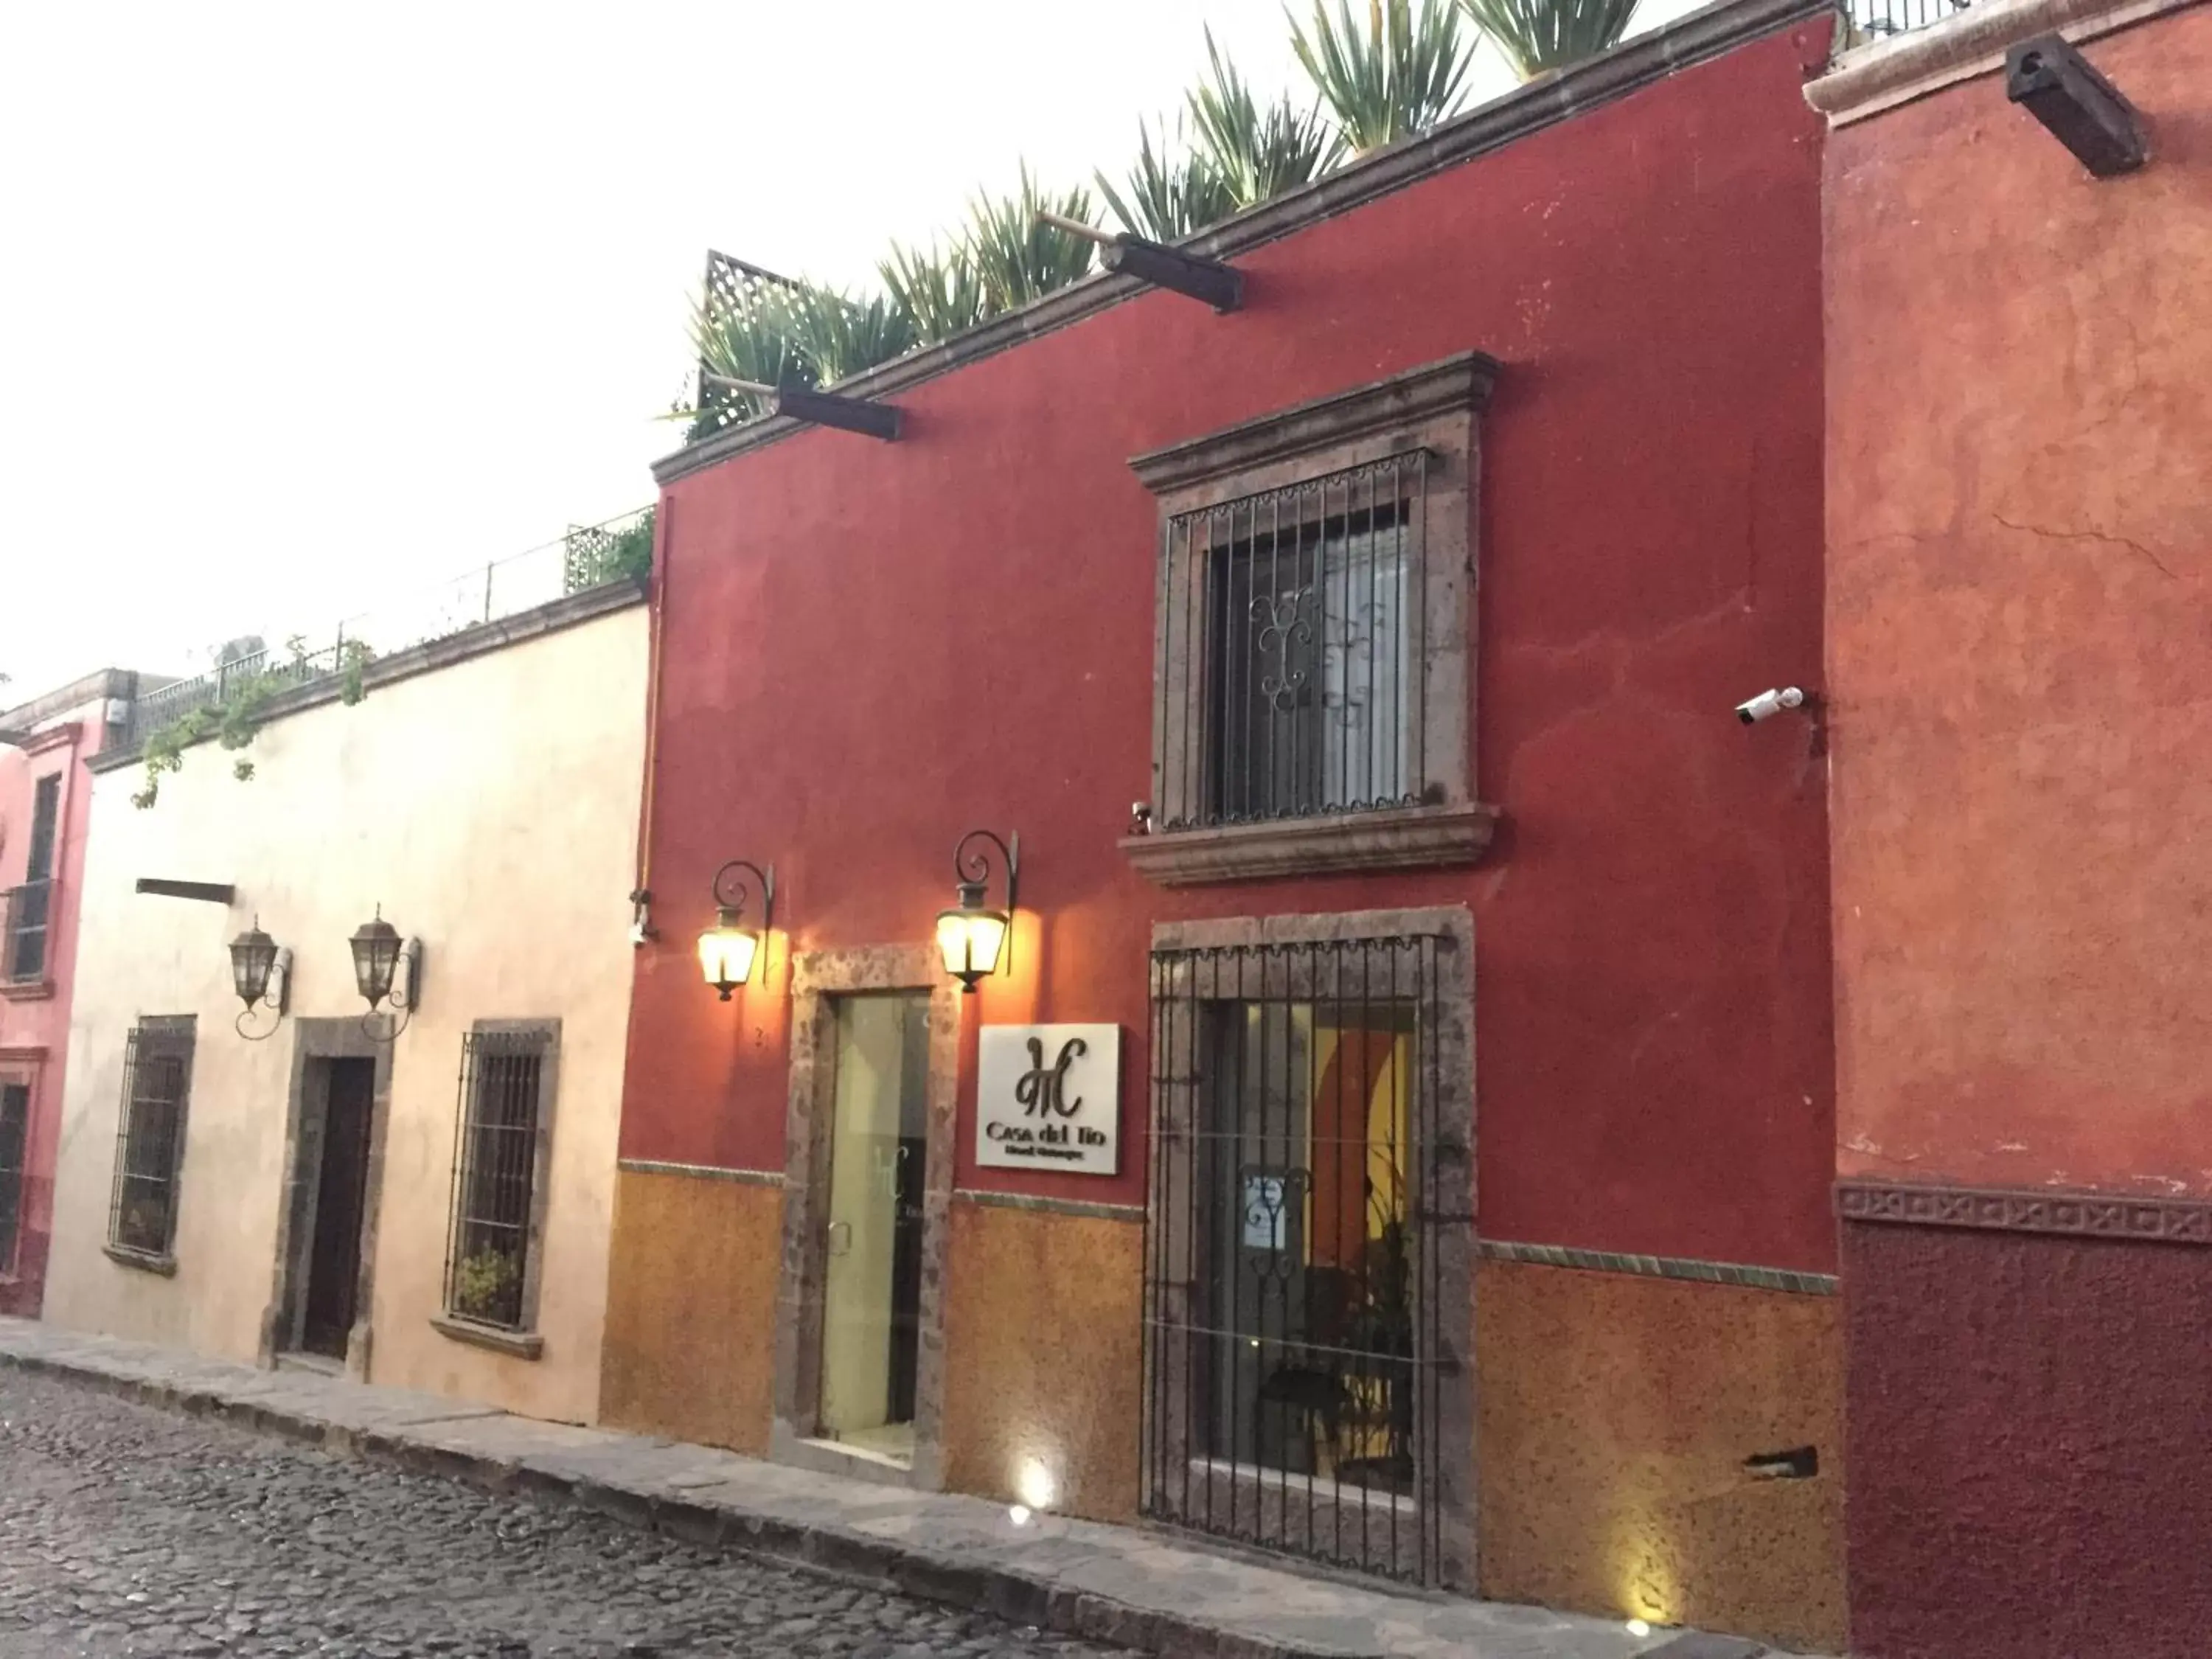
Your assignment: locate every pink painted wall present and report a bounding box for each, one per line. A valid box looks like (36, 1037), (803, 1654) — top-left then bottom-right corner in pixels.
(0, 680), (124, 1316)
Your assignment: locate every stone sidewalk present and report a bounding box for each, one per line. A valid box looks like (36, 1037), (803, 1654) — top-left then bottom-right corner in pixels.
(0, 1318), (1808, 1659)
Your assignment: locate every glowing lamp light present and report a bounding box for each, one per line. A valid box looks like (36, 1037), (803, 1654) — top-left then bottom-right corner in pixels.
(698, 914), (760, 998)
(935, 894), (1009, 990)
(1626, 1619), (1652, 1638)
(937, 830), (1018, 993)
(1007, 1505), (1033, 1528)
(1016, 1458), (1057, 1514)
(700, 860), (774, 1001)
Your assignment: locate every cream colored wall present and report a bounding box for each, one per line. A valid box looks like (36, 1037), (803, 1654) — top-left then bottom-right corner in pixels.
(44, 602), (647, 1425)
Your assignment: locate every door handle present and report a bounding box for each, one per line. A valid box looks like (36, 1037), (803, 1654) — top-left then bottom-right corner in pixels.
(827, 1220), (852, 1258)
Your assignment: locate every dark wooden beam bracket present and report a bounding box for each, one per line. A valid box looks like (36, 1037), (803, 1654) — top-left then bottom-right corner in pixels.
(2006, 35), (2146, 178)
(135, 878), (237, 904)
(1037, 212), (1243, 313)
(703, 373), (900, 442)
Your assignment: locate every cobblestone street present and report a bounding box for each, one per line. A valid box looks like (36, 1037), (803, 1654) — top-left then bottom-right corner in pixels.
(0, 1370), (1139, 1659)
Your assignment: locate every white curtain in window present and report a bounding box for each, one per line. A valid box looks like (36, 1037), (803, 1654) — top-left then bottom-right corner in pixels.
(1319, 527), (1411, 808)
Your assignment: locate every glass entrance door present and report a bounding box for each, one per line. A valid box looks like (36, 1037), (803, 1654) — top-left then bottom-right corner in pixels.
(816, 992), (930, 1464)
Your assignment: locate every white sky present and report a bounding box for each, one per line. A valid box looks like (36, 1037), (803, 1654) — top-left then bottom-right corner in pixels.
(0, 0), (1696, 696)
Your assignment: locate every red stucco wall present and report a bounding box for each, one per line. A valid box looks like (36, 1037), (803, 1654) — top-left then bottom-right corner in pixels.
(628, 20), (1836, 1270)
(0, 701), (114, 1318)
(1827, 7), (2212, 1197)
(1845, 1222), (2212, 1658)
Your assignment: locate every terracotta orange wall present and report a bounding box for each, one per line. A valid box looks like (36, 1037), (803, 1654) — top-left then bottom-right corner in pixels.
(1826, 7), (2212, 1195)
(939, 1198), (1143, 1523)
(598, 1166), (780, 1455)
(1476, 1260), (1845, 1653)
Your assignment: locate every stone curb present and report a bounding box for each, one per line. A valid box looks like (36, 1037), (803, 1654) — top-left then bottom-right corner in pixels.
(0, 1344), (1354, 1659)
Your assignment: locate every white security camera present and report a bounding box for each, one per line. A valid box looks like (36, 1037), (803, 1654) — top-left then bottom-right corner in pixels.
(1736, 686), (1806, 726)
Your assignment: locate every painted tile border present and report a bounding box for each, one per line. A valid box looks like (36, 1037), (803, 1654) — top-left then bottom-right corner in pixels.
(1475, 1238), (1838, 1295)
(617, 1158), (784, 1186)
(952, 1189), (1144, 1224)
(1837, 1179), (2212, 1246)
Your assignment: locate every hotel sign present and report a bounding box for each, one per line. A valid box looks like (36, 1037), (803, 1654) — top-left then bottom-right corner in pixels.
(975, 1023), (1120, 1175)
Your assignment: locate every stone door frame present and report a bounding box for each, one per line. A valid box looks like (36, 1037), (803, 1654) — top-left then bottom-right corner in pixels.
(769, 943), (960, 1489)
(261, 1018), (395, 1380)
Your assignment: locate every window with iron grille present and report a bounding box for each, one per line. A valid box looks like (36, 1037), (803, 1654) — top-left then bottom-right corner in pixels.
(443, 1025), (556, 1332)
(108, 1018), (196, 1260)
(0, 1079), (29, 1275)
(3, 773), (60, 984)
(1176, 458), (1423, 824)
(1143, 923), (1475, 1587)
(1129, 355), (1497, 885)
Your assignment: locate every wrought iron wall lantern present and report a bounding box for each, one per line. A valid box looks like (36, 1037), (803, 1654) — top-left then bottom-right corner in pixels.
(936, 830), (1018, 994)
(227, 919), (292, 1041)
(350, 905), (423, 1037)
(698, 860), (774, 1000)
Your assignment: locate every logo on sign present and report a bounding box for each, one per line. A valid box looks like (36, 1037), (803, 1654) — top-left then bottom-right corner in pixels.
(1015, 1036), (1086, 1118)
(975, 1024), (1120, 1176)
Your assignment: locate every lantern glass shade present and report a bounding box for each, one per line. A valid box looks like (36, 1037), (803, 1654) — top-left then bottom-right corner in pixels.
(229, 925), (279, 1008)
(350, 914), (404, 1008)
(697, 908), (760, 1000)
(935, 902), (1009, 992)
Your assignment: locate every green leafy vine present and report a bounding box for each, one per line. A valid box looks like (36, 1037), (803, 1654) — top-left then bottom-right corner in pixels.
(132, 667), (291, 808)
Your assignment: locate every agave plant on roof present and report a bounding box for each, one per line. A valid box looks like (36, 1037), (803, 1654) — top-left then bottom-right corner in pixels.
(961, 164), (1100, 314)
(1187, 27), (1343, 210)
(880, 237), (989, 343)
(1455, 0), (1641, 80)
(1290, 0), (1480, 154)
(1096, 114), (1242, 243)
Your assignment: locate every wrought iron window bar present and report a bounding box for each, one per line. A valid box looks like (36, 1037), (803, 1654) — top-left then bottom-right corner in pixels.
(442, 1029), (551, 1334)
(107, 1018), (196, 1260)
(1144, 934), (1448, 1585)
(1155, 452), (1430, 833)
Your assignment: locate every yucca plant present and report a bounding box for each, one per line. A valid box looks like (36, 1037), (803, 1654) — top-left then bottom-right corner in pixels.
(1290, 0), (1478, 153)
(1096, 114), (1242, 242)
(1455, 0), (1640, 78)
(880, 238), (988, 341)
(687, 280), (815, 431)
(783, 283), (923, 383)
(1188, 27), (1343, 209)
(963, 165), (1099, 312)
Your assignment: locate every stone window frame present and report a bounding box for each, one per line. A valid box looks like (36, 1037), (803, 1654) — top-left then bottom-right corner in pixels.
(431, 1018), (562, 1360)
(103, 1015), (197, 1276)
(1142, 905), (1477, 1589)
(262, 1019), (397, 1377)
(0, 1057), (35, 1280)
(1124, 354), (1501, 887)
(770, 943), (961, 1490)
